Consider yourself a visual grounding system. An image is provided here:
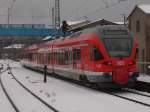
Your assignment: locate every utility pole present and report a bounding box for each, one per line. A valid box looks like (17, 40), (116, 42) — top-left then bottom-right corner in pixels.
(120, 14), (126, 26)
(84, 16), (88, 21)
(8, 8), (10, 24)
(55, 0), (60, 28)
(9, 0), (16, 24)
(52, 7), (55, 28)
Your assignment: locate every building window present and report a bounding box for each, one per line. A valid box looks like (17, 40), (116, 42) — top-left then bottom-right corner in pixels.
(136, 20), (140, 32)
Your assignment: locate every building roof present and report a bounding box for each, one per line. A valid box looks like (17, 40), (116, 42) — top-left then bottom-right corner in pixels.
(67, 20), (91, 30)
(4, 44), (24, 49)
(67, 20), (89, 26)
(138, 4), (150, 14)
(128, 4), (150, 19)
(69, 19), (118, 32)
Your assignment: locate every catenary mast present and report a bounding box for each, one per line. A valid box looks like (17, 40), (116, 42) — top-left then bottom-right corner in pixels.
(55, 0), (60, 28)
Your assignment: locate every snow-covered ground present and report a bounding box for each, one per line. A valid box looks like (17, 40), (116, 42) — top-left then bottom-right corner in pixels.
(0, 60), (150, 112)
(1, 69), (54, 112)
(0, 81), (16, 112)
(138, 74), (150, 83)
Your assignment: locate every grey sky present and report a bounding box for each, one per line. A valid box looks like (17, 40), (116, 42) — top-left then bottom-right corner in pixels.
(0, 0), (150, 25)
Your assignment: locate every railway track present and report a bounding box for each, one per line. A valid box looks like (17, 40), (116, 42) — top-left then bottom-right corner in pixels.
(0, 63), (59, 112)
(6, 67), (59, 112)
(26, 65), (150, 108)
(100, 89), (150, 107)
(6, 62), (150, 109)
(121, 88), (150, 98)
(0, 69), (19, 112)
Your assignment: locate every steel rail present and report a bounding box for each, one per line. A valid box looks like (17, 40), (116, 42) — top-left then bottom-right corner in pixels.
(22, 63), (150, 108)
(121, 88), (150, 98)
(101, 90), (150, 107)
(0, 70), (20, 112)
(8, 69), (59, 112)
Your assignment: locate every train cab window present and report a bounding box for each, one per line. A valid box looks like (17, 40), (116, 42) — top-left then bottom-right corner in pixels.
(93, 47), (103, 61)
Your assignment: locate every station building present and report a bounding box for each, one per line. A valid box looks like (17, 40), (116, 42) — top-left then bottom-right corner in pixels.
(128, 4), (150, 73)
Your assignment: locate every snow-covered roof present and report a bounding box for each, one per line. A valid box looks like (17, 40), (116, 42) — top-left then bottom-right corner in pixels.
(138, 4), (150, 14)
(4, 44), (24, 49)
(42, 36), (52, 41)
(114, 22), (124, 25)
(67, 20), (87, 26)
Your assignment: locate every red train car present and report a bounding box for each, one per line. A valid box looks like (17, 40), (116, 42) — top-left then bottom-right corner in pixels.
(21, 25), (139, 87)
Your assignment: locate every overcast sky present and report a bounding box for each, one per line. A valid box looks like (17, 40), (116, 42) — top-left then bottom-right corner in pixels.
(0, 0), (150, 25)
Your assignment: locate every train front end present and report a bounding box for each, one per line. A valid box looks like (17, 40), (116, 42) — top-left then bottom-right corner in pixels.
(90, 25), (139, 87)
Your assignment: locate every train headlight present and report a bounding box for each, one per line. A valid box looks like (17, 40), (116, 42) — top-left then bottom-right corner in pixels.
(129, 60), (135, 66)
(103, 61), (112, 66)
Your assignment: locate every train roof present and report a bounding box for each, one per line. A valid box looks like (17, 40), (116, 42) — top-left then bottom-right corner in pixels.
(43, 25), (131, 45)
(24, 25), (132, 52)
(70, 25), (131, 38)
(80, 25), (129, 33)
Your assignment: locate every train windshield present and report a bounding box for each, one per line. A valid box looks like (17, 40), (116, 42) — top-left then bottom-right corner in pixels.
(104, 38), (132, 57)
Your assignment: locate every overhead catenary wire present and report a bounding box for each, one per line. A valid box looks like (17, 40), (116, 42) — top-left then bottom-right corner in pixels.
(64, 0), (129, 21)
(0, 14), (50, 18)
(83, 0), (129, 18)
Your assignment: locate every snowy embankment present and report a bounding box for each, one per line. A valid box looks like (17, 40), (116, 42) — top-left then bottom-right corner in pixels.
(0, 60), (150, 112)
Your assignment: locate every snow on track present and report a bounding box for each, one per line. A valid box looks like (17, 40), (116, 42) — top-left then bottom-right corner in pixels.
(113, 90), (150, 105)
(2, 60), (150, 112)
(138, 74), (150, 83)
(0, 77), (16, 112)
(1, 69), (54, 112)
(123, 88), (150, 97)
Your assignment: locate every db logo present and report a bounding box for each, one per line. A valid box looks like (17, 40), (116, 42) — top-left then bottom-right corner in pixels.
(117, 61), (125, 66)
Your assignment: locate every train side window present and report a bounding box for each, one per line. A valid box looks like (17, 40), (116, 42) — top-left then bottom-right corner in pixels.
(47, 53), (52, 64)
(73, 48), (81, 60)
(65, 50), (69, 65)
(29, 53), (33, 61)
(93, 47), (103, 61)
(33, 53), (37, 61)
(54, 51), (57, 64)
(57, 50), (65, 65)
(69, 50), (73, 64)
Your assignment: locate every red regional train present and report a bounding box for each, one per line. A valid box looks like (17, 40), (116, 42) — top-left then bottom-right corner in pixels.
(21, 25), (139, 88)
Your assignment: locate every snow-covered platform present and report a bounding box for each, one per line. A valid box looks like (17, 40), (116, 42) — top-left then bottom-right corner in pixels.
(0, 60), (150, 112)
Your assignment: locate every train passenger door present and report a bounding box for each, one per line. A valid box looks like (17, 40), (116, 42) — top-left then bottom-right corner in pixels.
(82, 46), (91, 71)
(73, 47), (81, 69)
